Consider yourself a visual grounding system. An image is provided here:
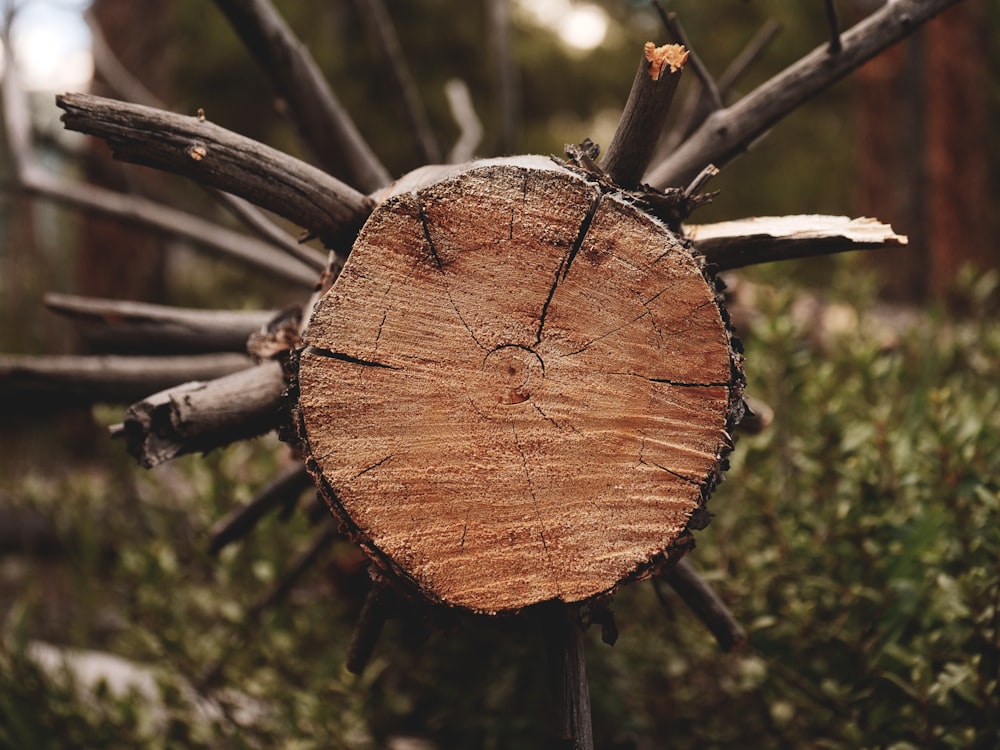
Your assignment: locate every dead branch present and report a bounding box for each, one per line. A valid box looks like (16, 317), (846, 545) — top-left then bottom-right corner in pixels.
(600, 42), (689, 188)
(212, 0), (391, 192)
(346, 584), (390, 675)
(198, 522), (338, 691)
(56, 93), (375, 250)
(655, 6), (723, 110)
(541, 604), (594, 750)
(353, 0), (441, 164)
(85, 15), (326, 272)
(0, 353), (252, 410)
(18, 167), (319, 286)
(646, 0), (967, 188)
(659, 559), (747, 651)
(116, 361), (286, 469)
(660, 19), (781, 156)
(824, 0), (843, 54)
(208, 464), (313, 554)
(43, 293), (276, 354)
(686, 214), (908, 270)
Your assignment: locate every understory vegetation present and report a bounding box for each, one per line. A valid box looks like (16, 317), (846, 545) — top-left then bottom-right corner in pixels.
(1, 262), (997, 749)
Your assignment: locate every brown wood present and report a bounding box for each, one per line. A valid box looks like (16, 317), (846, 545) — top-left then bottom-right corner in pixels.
(295, 157), (743, 614)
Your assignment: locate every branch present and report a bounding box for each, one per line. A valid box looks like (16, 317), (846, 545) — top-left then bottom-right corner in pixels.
(18, 167), (319, 286)
(56, 93), (374, 250)
(352, 0), (441, 164)
(43, 293), (277, 354)
(824, 0), (843, 54)
(346, 584), (391, 675)
(660, 559), (747, 652)
(660, 19), (782, 156)
(198, 522), (338, 691)
(655, 7), (723, 110)
(600, 42), (689, 188)
(212, 0), (391, 192)
(645, 0), (967, 188)
(686, 214), (908, 270)
(85, 13), (327, 272)
(116, 361), (287, 469)
(541, 604), (594, 750)
(0, 353), (252, 411)
(208, 464), (313, 554)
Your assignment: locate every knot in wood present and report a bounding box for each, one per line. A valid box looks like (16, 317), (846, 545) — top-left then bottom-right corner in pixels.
(469, 345), (544, 413)
(295, 156), (742, 614)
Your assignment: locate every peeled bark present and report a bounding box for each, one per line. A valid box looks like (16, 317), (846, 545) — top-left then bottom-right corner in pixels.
(293, 156), (744, 614)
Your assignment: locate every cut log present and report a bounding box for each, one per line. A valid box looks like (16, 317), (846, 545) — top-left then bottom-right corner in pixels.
(294, 156), (743, 615)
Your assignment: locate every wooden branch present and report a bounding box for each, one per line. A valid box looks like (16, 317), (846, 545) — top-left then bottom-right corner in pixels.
(207, 464), (312, 554)
(16, 166), (318, 286)
(541, 604), (594, 750)
(346, 584), (390, 675)
(56, 93), (375, 249)
(600, 42), (689, 188)
(655, 7), (723, 110)
(44, 293), (276, 354)
(85, 16), (327, 272)
(660, 19), (781, 156)
(353, 0), (441, 164)
(198, 522), (338, 691)
(824, 0), (844, 54)
(0, 353), (252, 410)
(117, 361), (286, 468)
(214, 192), (327, 271)
(212, 0), (391, 192)
(645, 0), (967, 188)
(717, 20), (783, 95)
(686, 214), (908, 270)
(661, 559), (747, 652)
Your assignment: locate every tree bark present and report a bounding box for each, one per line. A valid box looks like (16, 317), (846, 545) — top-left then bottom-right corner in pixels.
(294, 156), (743, 614)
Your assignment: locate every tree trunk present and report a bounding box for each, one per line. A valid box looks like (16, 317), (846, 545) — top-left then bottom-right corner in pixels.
(852, 0), (994, 301)
(293, 156), (743, 615)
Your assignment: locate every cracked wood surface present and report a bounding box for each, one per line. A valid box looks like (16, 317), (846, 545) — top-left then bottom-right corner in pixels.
(296, 158), (742, 614)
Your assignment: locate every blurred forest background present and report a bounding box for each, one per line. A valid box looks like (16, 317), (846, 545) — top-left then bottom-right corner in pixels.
(1, 0), (998, 748)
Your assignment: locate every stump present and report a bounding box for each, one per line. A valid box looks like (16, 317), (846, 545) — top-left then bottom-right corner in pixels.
(294, 156), (743, 615)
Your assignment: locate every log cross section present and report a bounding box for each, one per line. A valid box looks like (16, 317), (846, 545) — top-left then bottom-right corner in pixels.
(296, 157), (742, 614)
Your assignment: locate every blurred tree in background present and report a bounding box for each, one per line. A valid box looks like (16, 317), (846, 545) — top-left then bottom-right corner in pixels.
(1, 1), (998, 748)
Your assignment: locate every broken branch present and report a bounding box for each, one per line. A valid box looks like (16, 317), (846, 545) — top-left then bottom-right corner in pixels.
(686, 214), (908, 270)
(118, 361), (287, 468)
(600, 42), (688, 188)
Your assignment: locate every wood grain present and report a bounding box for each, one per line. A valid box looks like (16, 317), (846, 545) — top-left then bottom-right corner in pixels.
(296, 157), (742, 614)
